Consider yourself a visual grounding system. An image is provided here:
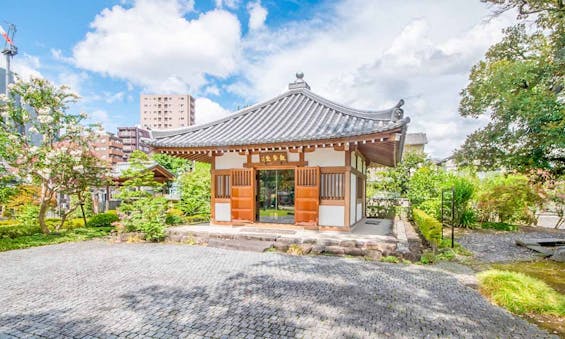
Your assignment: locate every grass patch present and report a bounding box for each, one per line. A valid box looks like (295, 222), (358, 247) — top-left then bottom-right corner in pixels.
(0, 227), (113, 252)
(286, 244), (304, 255)
(478, 269), (565, 316)
(492, 260), (565, 294)
(259, 209), (293, 217)
(480, 222), (518, 231)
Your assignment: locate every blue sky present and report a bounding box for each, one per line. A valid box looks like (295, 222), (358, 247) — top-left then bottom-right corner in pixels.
(1, 0), (515, 158)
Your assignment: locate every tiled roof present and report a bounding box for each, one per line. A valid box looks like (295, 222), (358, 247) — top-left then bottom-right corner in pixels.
(149, 78), (410, 148)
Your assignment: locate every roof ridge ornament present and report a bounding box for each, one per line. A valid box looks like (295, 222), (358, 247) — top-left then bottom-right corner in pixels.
(288, 72), (311, 90)
(392, 99), (405, 121)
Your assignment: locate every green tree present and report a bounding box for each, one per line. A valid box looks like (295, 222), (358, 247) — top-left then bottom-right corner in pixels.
(456, 0), (564, 175)
(0, 78), (109, 233)
(117, 150), (168, 240)
(153, 153), (191, 175)
(178, 162), (211, 216)
(368, 152), (428, 197)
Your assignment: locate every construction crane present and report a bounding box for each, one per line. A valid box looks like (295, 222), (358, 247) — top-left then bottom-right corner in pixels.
(0, 23), (17, 95)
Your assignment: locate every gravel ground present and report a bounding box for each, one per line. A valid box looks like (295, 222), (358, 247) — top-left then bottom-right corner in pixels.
(457, 227), (565, 263)
(0, 240), (553, 338)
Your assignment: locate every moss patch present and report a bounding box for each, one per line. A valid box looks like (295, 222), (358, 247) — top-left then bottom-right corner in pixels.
(492, 260), (565, 294)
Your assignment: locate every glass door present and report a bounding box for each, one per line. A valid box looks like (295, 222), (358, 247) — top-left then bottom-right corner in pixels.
(257, 169), (295, 224)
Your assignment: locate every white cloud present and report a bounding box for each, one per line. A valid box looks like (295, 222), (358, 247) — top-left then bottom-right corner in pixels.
(215, 0), (239, 9)
(247, 1), (267, 31)
(194, 97), (230, 124)
(203, 85), (220, 96)
(10, 53), (42, 80)
(231, 0), (515, 158)
(72, 0), (241, 94)
(104, 91), (125, 103)
(56, 71), (89, 96)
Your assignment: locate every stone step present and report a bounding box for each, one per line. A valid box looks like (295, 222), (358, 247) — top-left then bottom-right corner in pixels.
(205, 238), (273, 253)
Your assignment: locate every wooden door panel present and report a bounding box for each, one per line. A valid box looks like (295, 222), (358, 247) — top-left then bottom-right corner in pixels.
(295, 167), (320, 226)
(231, 169), (255, 222)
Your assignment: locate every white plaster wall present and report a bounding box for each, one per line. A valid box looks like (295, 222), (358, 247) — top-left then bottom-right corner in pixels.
(356, 203), (362, 222)
(215, 153), (246, 170)
(214, 202), (231, 222)
(252, 154), (259, 163)
(350, 173), (356, 225)
(288, 152), (299, 162)
(357, 155), (363, 171)
(305, 148), (345, 167)
(319, 205), (345, 227)
(351, 152), (357, 169)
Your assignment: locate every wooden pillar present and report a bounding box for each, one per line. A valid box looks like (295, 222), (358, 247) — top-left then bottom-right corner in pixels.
(344, 149), (351, 228)
(210, 155), (215, 223)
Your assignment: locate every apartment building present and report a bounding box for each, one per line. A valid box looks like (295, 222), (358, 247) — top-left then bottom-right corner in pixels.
(92, 132), (125, 165)
(117, 126), (151, 159)
(140, 94), (195, 130)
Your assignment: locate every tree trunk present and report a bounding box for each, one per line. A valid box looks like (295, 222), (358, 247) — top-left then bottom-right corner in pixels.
(38, 200), (50, 234)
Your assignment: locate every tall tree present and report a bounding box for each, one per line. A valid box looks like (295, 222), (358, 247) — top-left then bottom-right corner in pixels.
(0, 78), (109, 233)
(455, 0), (564, 176)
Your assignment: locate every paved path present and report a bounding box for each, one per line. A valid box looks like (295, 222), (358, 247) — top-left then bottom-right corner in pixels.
(457, 228), (565, 263)
(0, 241), (552, 338)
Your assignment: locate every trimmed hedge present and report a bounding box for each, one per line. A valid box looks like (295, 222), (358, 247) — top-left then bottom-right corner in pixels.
(412, 208), (442, 247)
(86, 213), (120, 228)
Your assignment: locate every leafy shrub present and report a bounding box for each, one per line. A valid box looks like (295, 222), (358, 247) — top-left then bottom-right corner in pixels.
(121, 197), (167, 241)
(419, 248), (456, 264)
(165, 208), (184, 225)
(45, 218), (86, 230)
(475, 174), (541, 225)
(0, 223), (41, 238)
(481, 222), (518, 231)
(478, 270), (565, 315)
(16, 204), (39, 228)
(459, 209), (476, 228)
(86, 213), (120, 228)
(412, 208), (442, 248)
(0, 220), (18, 226)
(418, 199), (441, 220)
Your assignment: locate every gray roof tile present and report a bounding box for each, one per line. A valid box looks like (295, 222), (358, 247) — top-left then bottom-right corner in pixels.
(149, 87), (409, 148)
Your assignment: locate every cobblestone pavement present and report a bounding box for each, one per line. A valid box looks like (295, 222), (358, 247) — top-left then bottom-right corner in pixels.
(0, 240), (553, 338)
(457, 228), (565, 263)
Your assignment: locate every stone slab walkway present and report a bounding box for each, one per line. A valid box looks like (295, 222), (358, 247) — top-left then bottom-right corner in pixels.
(0, 240), (552, 338)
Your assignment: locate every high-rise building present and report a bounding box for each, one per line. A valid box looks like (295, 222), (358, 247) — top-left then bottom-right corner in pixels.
(140, 94), (195, 130)
(117, 126), (151, 159)
(92, 132), (125, 165)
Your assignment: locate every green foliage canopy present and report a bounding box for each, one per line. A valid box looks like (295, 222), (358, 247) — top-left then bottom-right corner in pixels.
(178, 162), (211, 216)
(456, 1), (565, 175)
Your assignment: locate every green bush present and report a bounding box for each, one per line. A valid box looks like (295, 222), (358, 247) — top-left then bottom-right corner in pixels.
(0, 223), (41, 239)
(16, 204), (39, 228)
(121, 197), (167, 241)
(86, 213), (120, 228)
(165, 208), (184, 225)
(412, 208), (442, 248)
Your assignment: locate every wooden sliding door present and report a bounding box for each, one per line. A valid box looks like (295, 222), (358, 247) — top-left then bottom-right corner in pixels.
(295, 167), (319, 226)
(231, 168), (255, 222)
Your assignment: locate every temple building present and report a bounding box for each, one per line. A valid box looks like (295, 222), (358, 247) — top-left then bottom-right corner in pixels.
(149, 73), (410, 231)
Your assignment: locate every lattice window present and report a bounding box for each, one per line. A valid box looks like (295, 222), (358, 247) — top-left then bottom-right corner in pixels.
(296, 167), (318, 186)
(215, 175), (231, 198)
(320, 173), (345, 200)
(232, 169), (251, 186)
